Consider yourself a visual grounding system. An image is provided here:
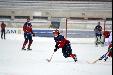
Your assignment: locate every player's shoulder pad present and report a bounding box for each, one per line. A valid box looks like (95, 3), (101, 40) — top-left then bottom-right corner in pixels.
(59, 35), (64, 38)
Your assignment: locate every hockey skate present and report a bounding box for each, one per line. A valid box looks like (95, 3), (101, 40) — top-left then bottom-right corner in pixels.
(70, 54), (77, 62)
(73, 54), (77, 62)
(27, 47), (32, 50)
(73, 57), (77, 62)
(104, 57), (108, 61)
(22, 48), (26, 50)
(22, 44), (26, 50)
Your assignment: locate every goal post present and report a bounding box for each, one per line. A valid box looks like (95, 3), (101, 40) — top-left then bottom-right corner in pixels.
(59, 18), (67, 38)
(52, 17), (112, 39)
(59, 17), (112, 38)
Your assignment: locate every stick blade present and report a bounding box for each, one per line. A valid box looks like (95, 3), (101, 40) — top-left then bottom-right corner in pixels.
(87, 59), (99, 64)
(46, 59), (51, 62)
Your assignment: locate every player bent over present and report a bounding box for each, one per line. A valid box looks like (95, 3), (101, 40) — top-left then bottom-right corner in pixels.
(53, 29), (77, 62)
(99, 42), (112, 61)
(22, 18), (35, 50)
(99, 32), (112, 61)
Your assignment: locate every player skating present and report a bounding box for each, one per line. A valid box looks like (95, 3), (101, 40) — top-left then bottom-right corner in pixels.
(22, 18), (35, 50)
(52, 29), (77, 62)
(99, 31), (112, 61)
(104, 32), (112, 46)
(99, 42), (112, 61)
(89, 32), (112, 64)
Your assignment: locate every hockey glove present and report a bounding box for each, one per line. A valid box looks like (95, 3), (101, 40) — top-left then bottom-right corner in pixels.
(54, 48), (57, 52)
(55, 44), (59, 49)
(32, 33), (35, 37)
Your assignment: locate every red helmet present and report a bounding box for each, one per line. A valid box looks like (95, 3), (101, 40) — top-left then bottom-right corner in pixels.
(103, 31), (110, 38)
(53, 29), (60, 35)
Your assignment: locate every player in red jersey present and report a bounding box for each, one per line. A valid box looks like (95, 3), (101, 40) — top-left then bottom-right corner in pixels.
(53, 29), (77, 62)
(0, 21), (6, 39)
(99, 42), (112, 61)
(22, 18), (35, 50)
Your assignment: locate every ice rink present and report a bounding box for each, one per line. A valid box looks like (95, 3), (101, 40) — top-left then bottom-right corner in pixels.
(0, 34), (112, 75)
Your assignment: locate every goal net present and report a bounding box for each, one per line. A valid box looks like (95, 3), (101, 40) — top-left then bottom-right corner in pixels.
(59, 18), (112, 38)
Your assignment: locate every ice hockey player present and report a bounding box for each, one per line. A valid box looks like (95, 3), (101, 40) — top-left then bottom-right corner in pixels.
(103, 31), (110, 39)
(99, 42), (112, 61)
(53, 29), (77, 62)
(98, 31), (112, 61)
(103, 31), (112, 46)
(94, 22), (103, 46)
(22, 18), (35, 50)
(103, 31), (110, 45)
(0, 21), (6, 39)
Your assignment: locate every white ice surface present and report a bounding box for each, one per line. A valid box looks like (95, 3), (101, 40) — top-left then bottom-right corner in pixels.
(0, 34), (112, 75)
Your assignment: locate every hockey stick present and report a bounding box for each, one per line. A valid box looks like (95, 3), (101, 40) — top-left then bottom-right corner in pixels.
(46, 52), (55, 62)
(89, 59), (99, 64)
(88, 52), (109, 64)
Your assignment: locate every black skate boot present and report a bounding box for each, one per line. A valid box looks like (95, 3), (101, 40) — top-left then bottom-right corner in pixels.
(104, 57), (108, 61)
(73, 57), (77, 62)
(27, 47), (32, 51)
(73, 54), (77, 62)
(22, 44), (26, 50)
(22, 48), (26, 50)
